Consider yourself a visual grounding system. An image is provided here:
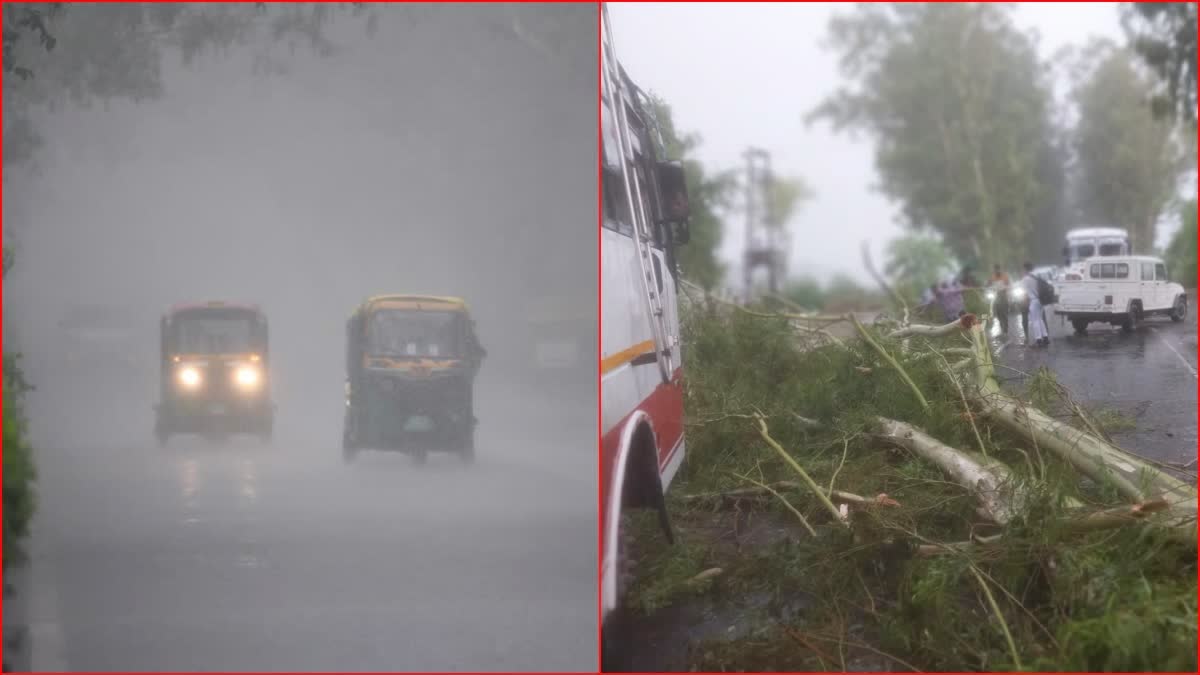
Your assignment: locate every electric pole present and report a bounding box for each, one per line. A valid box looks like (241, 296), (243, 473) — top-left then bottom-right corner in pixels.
(741, 147), (785, 303)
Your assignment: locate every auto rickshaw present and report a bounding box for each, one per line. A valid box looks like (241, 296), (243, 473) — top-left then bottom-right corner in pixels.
(341, 295), (485, 465)
(154, 301), (274, 446)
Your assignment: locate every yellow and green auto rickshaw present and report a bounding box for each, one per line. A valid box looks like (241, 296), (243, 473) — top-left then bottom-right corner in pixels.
(154, 302), (274, 446)
(342, 295), (485, 465)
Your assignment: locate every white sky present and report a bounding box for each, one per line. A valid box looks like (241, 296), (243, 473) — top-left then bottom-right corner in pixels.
(607, 2), (1128, 287)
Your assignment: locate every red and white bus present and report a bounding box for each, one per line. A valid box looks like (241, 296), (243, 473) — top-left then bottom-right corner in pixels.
(600, 2), (692, 652)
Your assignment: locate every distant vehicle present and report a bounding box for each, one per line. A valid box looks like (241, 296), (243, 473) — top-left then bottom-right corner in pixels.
(1055, 255), (1187, 334)
(57, 304), (140, 372)
(1062, 226), (1131, 267)
(154, 302), (274, 446)
(527, 293), (593, 385)
(341, 294), (485, 465)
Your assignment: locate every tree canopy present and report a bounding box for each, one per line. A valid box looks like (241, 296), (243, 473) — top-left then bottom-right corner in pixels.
(650, 95), (738, 290)
(1068, 41), (1187, 251)
(809, 3), (1062, 269)
(1121, 2), (1198, 127)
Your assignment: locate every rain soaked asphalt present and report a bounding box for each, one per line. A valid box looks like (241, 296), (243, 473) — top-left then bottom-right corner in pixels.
(993, 299), (1198, 467)
(5, 367), (597, 672)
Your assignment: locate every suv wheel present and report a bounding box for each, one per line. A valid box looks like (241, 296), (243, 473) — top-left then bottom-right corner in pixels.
(1072, 318), (1089, 335)
(1122, 304), (1141, 333)
(1170, 296), (1188, 322)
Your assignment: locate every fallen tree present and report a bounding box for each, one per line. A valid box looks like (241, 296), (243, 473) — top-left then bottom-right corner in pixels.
(634, 289), (1198, 672)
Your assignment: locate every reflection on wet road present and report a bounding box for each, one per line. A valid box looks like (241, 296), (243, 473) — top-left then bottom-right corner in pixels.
(993, 302), (1197, 466)
(14, 376), (596, 672)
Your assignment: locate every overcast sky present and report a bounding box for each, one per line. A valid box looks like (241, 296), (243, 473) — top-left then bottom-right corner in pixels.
(607, 2), (1128, 287)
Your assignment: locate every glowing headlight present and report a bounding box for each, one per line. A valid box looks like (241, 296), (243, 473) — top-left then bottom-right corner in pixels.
(985, 290), (996, 302)
(177, 366), (202, 389)
(234, 365), (261, 389)
(1011, 287), (1026, 299)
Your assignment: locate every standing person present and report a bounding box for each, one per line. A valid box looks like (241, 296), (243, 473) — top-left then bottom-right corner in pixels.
(937, 279), (965, 323)
(1021, 262), (1049, 347)
(959, 266), (980, 289)
(988, 264), (1010, 334)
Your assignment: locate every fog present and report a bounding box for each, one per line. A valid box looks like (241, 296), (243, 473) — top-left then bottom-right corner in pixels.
(3, 5), (596, 671)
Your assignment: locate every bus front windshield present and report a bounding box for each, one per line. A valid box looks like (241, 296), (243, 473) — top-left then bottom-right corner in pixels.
(175, 316), (256, 354)
(1070, 243), (1096, 260)
(367, 310), (461, 359)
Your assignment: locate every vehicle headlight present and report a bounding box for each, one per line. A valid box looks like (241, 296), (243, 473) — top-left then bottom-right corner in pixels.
(985, 290), (996, 301)
(234, 365), (261, 389)
(177, 366), (202, 389)
(1011, 288), (1026, 299)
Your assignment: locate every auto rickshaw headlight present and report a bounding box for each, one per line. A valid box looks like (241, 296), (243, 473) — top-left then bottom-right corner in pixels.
(177, 366), (202, 389)
(234, 365), (261, 389)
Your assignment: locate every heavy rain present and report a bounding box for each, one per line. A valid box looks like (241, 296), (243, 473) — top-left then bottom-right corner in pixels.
(3, 3), (597, 671)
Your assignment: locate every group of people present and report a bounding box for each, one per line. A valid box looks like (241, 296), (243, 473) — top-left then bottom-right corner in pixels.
(987, 262), (1051, 348)
(919, 266), (980, 324)
(918, 263), (1050, 348)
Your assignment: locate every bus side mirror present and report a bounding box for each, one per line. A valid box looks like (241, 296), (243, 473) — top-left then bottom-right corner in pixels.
(656, 160), (691, 244)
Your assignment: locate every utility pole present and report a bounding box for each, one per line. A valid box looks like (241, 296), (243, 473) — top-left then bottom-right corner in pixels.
(741, 147), (785, 303)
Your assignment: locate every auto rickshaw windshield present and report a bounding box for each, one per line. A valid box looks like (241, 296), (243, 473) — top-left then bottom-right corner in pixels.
(175, 316), (257, 354)
(367, 309), (462, 359)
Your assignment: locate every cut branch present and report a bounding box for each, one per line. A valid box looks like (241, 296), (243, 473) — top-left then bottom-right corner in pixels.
(852, 315), (930, 412)
(755, 414), (849, 527)
(874, 417), (1026, 525)
(889, 314), (978, 339)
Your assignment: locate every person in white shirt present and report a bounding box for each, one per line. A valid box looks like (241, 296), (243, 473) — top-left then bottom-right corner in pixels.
(1022, 262), (1049, 347)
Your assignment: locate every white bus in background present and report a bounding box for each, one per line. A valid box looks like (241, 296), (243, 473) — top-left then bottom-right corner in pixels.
(600, 3), (692, 667)
(1062, 227), (1132, 266)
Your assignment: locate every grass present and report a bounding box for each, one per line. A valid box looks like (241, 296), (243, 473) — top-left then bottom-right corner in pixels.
(620, 303), (1197, 672)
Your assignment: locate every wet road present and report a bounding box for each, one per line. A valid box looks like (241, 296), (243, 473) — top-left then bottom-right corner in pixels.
(994, 299), (1197, 466)
(6, 371), (596, 672)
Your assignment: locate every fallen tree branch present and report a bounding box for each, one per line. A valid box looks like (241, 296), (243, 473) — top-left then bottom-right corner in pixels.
(861, 240), (910, 326)
(755, 414), (850, 527)
(683, 481), (901, 509)
(852, 315), (931, 412)
(970, 565), (1025, 671)
(964, 325), (1197, 510)
(954, 324), (1199, 539)
(888, 314), (978, 339)
(734, 472), (818, 536)
(874, 417), (1026, 525)
(917, 499), (1190, 556)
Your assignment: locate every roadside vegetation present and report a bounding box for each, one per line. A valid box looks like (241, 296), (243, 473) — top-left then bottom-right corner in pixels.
(622, 297), (1197, 671)
(2, 251), (36, 571)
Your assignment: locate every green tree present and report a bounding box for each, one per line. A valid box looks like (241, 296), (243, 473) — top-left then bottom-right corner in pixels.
(649, 95), (737, 290)
(1070, 42), (1187, 252)
(2, 253), (35, 570)
(3, 3), (593, 169)
(1165, 198), (1197, 287)
(808, 3), (1061, 268)
(765, 175), (813, 230)
(1120, 2), (1198, 127)
(822, 273), (878, 311)
(883, 234), (958, 302)
(782, 276), (824, 311)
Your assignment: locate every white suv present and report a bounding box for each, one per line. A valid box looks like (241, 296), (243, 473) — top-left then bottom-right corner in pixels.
(1055, 255), (1187, 334)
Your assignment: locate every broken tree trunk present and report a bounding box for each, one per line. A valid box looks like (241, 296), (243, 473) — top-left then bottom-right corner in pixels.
(888, 314), (978, 339)
(874, 416), (1027, 525)
(961, 324), (1198, 534)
